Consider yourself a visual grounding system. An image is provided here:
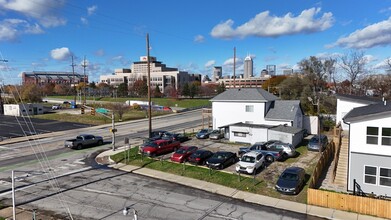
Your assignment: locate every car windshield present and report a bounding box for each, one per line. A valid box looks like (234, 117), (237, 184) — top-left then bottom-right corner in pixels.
(212, 152), (227, 159)
(200, 129), (208, 133)
(241, 156), (255, 163)
(281, 172), (299, 181)
(142, 142), (158, 148)
(175, 148), (188, 154)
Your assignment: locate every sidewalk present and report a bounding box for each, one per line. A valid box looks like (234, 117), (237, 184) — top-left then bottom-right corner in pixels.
(97, 147), (387, 220)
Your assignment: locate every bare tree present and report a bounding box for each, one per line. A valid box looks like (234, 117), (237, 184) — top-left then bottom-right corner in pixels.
(339, 50), (367, 94)
(299, 56), (333, 94)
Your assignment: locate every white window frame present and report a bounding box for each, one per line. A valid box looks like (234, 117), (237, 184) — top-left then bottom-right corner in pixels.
(366, 126), (379, 145)
(381, 127), (391, 146)
(379, 166), (391, 187)
(363, 165), (377, 185)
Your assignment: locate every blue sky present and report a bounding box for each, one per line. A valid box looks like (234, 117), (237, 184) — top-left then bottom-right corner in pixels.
(1, 0), (391, 84)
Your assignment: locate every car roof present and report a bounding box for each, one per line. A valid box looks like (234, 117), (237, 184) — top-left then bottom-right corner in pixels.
(284, 166), (305, 173)
(242, 151), (263, 157)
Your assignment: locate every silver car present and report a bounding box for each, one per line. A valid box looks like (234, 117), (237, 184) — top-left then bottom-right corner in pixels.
(267, 142), (296, 158)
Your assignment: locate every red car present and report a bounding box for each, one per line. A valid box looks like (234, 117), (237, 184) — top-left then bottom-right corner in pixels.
(140, 139), (180, 157)
(170, 146), (198, 163)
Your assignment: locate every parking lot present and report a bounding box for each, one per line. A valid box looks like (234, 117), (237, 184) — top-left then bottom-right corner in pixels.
(152, 133), (320, 200)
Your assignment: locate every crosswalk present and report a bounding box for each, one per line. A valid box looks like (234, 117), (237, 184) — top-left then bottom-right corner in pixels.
(0, 159), (87, 186)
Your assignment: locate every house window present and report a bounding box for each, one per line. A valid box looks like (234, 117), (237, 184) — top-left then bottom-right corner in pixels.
(364, 166), (377, 185)
(245, 105), (254, 112)
(233, 132), (246, 137)
(380, 168), (391, 187)
(382, 128), (391, 146)
(366, 127), (378, 145)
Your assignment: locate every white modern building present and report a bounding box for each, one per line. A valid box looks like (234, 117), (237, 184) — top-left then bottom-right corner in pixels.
(343, 101), (391, 196)
(243, 55), (253, 78)
(210, 88), (305, 145)
(336, 94), (380, 131)
(4, 103), (44, 116)
(100, 56), (199, 93)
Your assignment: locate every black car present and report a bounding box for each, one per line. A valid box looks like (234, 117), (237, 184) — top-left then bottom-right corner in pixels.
(195, 129), (212, 139)
(206, 151), (237, 170)
(162, 133), (190, 143)
(275, 167), (306, 195)
(147, 130), (169, 141)
(188, 149), (214, 165)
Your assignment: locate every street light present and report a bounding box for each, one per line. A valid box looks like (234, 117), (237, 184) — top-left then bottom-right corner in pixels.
(122, 207), (138, 220)
(308, 97), (322, 153)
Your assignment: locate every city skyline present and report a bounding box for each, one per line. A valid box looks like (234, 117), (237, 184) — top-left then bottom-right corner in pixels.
(1, 0), (391, 84)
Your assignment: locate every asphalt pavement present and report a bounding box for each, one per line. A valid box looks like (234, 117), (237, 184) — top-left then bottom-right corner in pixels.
(96, 146), (387, 220)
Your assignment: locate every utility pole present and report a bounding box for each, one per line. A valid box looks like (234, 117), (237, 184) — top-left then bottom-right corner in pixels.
(0, 59), (8, 115)
(82, 56), (87, 106)
(71, 56), (77, 106)
(233, 47), (236, 88)
(147, 33), (152, 138)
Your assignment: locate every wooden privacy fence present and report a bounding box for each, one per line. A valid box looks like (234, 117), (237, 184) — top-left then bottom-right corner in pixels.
(308, 141), (335, 188)
(308, 188), (391, 219)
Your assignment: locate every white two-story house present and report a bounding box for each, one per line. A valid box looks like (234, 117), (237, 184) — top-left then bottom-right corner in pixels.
(336, 94), (380, 131)
(210, 88), (304, 145)
(343, 101), (391, 196)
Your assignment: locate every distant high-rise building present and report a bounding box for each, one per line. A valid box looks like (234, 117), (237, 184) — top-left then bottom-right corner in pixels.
(282, 69), (293, 75)
(244, 55), (253, 78)
(266, 65), (276, 76)
(212, 66), (222, 82)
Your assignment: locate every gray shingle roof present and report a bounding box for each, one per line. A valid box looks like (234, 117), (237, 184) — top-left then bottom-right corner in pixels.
(336, 94), (381, 105)
(210, 88), (278, 102)
(343, 102), (391, 122)
(265, 100), (302, 121)
(269, 125), (303, 134)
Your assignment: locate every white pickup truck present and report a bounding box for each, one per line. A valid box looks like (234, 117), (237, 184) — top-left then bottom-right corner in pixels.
(64, 134), (104, 150)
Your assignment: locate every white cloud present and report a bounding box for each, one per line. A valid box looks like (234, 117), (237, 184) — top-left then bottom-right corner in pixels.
(0, 18), (43, 41)
(210, 7), (334, 39)
(50, 47), (71, 61)
(194, 34), (205, 43)
(0, 0), (66, 28)
(204, 60), (215, 68)
(80, 17), (88, 25)
(87, 5), (97, 16)
(329, 17), (391, 49)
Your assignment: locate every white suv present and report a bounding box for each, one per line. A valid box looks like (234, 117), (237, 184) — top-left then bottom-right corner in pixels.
(236, 151), (265, 174)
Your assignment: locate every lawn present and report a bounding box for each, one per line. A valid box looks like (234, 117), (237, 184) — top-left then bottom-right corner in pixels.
(32, 110), (170, 125)
(48, 96), (212, 109)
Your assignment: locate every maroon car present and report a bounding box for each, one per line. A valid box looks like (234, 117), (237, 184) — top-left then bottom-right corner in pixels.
(140, 139), (180, 157)
(170, 146), (198, 163)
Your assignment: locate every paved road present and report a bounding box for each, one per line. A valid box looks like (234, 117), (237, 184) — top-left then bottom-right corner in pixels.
(0, 162), (325, 220)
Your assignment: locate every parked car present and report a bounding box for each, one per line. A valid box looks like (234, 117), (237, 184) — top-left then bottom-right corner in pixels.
(162, 133), (190, 143)
(236, 151), (265, 174)
(275, 166), (306, 195)
(209, 130), (224, 140)
(188, 149), (214, 165)
(266, 141), (296, 158)
(238, 140), (280, 156)
(206, 151), (237, 170)
(238, 140), (283, 162)
(147, 130), (169, 141)
(195, 129), (213, 139)
(170, 146), (198, 163)
(52, 104), (62, 110)
(307, 134), (328, 151)
(139, 139), (180, 157)
(64, 134), (103, 150)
